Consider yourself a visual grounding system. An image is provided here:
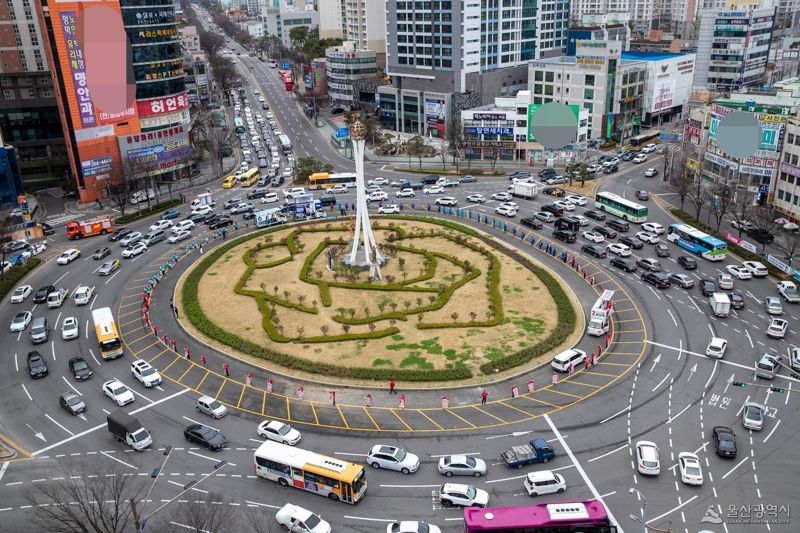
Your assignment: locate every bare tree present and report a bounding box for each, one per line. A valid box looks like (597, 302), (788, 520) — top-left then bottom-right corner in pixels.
(406, 136), (425, 168)
(446, 113), (464, 172)
(489, 147), (501, 171)
(730, 187), (754, 238)
(710, 183), (734, 231)
(750, 205), (781, 252)
(688, 176), (711, 221)
(241, 504), (280, 533)
(26, 463), (143, 533)
(160, 491), (237, 533)
(670, 163), (694, 211)
(775, 229), (800, 266)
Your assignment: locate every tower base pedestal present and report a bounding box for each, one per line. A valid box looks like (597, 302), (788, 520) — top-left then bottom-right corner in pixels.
(341, 240), (387, 269)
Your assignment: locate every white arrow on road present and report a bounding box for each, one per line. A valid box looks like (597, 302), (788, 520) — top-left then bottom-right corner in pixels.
(25, 423), (46, 442)
(650, 353), (662, 372)
(687, 363), (697, 382)
(485, 430), (532, 440)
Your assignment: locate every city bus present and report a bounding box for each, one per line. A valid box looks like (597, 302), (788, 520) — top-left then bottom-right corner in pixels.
(308, 172), (357, 190)
(92, 307), (123, 360)
(253, 441), (367, 504)
(666, 223), (728, 261)
(239, 168), (259, 187)
(464, 500), (617, 533)
(234, 117), (245, 134)
(278, 134), (293, 154)
(629, 130), (661, 147)
(594, 191), (648, 223)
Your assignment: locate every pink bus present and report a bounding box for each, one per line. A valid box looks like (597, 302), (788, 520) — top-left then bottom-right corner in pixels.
(463, 500), (617, 533)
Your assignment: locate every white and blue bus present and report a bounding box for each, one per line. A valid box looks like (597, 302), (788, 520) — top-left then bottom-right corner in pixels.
(666, 223), (727, 261)
(594, 191), (648, 223)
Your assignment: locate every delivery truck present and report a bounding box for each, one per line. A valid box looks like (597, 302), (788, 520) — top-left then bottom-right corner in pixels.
(709, 292), (731, 317)
(511, 182), (538, 200)
(107, 410), (152, 451)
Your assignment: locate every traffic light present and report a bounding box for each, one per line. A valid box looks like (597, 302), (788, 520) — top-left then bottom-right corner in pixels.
(731, 381), (748, 387)
(770, 387), (785, 393)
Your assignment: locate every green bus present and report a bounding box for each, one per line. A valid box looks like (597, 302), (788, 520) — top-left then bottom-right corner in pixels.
(595, 191), (648, 223)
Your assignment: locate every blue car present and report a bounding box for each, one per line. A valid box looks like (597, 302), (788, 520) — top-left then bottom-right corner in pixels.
(160, 209), (181, 220)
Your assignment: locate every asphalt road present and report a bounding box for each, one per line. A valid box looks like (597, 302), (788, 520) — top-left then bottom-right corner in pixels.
(0, 18), (797, 533)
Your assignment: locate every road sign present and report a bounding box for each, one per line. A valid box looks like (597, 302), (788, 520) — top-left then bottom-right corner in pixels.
(335, 127), (350, 140)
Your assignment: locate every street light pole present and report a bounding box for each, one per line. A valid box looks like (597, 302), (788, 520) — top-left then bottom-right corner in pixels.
(629, 488), (673, 533)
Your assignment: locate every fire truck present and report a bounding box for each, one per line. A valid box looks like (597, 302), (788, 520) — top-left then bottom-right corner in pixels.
(279, 69), (293, 91)
(587, 289), (615, 336)
(66, 217), (114, 240)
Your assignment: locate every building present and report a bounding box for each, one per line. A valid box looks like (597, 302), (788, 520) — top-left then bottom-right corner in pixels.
(38, 0), (191, 203)
(183, 52), (210, 105)
(567, 23), (630, 56)
(241, 20), (265, 39)
(570, 0), (655, 33)
(0, 138), (24, 207)
(461, 90), (589, 162)
(263, 5), (318, 48)
(621, 51), (696, 126)
(246, 0), (266, 17)
(774, 116), (800, 218)
(692, 4), (776, 93)
(776, 0), (799, 27)
(629, 30), (685, 53)
(318, 0), (345, 39)
(528, 40), (647, 142)
(653, 0), (699, 38)
(0, 0), (70, 187)
(342, 0), (387, 67)
(325, 42), (376, 107)
(180, 25), (201, 53)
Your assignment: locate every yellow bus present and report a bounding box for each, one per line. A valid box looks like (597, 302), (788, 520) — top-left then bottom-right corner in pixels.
(308, 172), (357, 190)
(239, 168), (259, 187)
(92, 307), (123, 360)
(222, 175), (238, 188)
(253, 441), (367, 504)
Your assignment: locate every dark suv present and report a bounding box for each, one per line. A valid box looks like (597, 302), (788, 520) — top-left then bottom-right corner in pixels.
(610, 257), (637, 272)
(595, 226), (617, 239)
(606, 219), (630, 232)
(520, 217), (543, 230)
(27, 351), (48, 379)
(641, 272), (671, 289)
(34, 285), (55, 304)
(677, 255), (698, 270)
(538, 168), (556, 178)
(620, 236), (644, 250)
(553, 229), (576, 243)
(541, 204), (564, 217)
(581, 244), (606, 258)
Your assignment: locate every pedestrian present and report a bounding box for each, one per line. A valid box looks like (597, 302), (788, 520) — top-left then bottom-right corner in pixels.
(511, 384), (519, 398)
(223, 362), (230, 377)
(186, 347), (191, 360)
(597, 344), (603, 357)
(206, 186), (211, 194)
(605, 332), (611, 347)
(568, 361), (574, 375)
(398, 394), (406, 409)
(199, 245), (204, 255)
(201, 355), (207, 367)
(481, 389), (488, 405)
(267, 378), (273, 392)
(592, 352), (597, 366)
(153, 325), (158, 338)
(173, 306), (179, 319)
(389, 379), (396, 394)
(329, 390), (336, 405)
(162, 334), (169, 346)
(552, 371), (558, 385)
(297, 386), (304, 400)
(364, 393), (372, 407)
(245, 372), (252, 386)
(172, 339), (177, 352)
(584, 357), (590, 371)
(527, 378), (535, 392)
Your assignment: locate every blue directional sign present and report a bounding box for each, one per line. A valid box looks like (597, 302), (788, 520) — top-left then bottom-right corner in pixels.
(335, 127), (350, 140)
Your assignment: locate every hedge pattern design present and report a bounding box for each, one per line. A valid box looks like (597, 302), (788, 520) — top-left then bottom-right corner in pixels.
(182, 217), (576, 381)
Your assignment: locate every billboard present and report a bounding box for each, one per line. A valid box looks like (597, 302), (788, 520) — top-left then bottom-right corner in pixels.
(137, 93), (190, 117)
(652, 80), (675, 111)
(118, 125), (190, 178)
(81, 155), (113, 178)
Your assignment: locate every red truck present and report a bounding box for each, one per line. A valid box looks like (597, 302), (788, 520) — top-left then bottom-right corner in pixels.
(66, 217), (114, 240)
(279, 69), (293, 91)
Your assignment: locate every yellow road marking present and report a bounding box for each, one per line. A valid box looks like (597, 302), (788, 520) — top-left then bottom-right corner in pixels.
(214, 379), (226, 399)
(177, 364), (194, 382)
(286, 396), (290, 421)
(472, 406), (506, 423)
(148, 348), (172, 365)
(518, 394), (560, 409)
(567, 379), (601, 389)
(417, 410), (444, 430)
(236, 384), (246, 408)
(336, 405), (350, 429)
(443, 408), (477, 428)
(546, 388), (583, 399)
(310, 402), (319, 425)
(498, 400), (537, 418)
(261, 390), (266, 415)
(160, 355), (183, 374)
(598, 361), (631, 367)
(362, 407), (379, 429)
(390, 410), (413, 431)
(196, 369), (211, 389)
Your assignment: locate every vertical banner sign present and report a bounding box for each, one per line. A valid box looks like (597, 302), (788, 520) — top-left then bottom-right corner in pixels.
(60, 11), (95, 127)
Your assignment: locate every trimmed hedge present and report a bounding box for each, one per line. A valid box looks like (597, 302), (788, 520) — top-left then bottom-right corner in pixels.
(115, 198), (183, 224)
(670, 209), (788, 280)
(392, 167), (505, 176)
(0, 258), (42, 301)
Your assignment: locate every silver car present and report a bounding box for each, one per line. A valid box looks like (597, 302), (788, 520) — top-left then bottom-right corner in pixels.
(742, 402), (764, 430)
(437, 455), (487, 477)
(367, 445), (419, 474)
(765, 296), (783, 315)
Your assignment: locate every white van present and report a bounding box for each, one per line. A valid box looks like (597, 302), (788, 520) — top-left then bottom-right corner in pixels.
(524, 471), (566, 496)
(551, 349), (587, 372)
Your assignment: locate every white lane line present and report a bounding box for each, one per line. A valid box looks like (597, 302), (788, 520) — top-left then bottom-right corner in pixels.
(88, 349), (102, 367)
(334, 452), (368, 457)
(651, 373), (671, 392)
(32, 388), (191, 456)
(182, 416), (218, 432)
(104, 271), (120, 285)
(0, 462), (8, 483)
(130, 388), (153, 403)
(187, 450), (236, 467)
(51, 341), (56, 361)
(588, 444), (628, 463)
(429, 453), (481, 458)
(745, 330), (754, 348)
(21, 384), (32, 401)
(344, 516), (396, 523)
(44, 414), (73, 436)
(704, 361), (718, 390)
(62, 376), (82, 396)
(721, 457), (749, 479)
(763, 419), (781, 443)
(167, 479), (208, 493)
(667, 404), (692, 424)
(600, 406), (630, 424)
(544, 414), (622, 530)
(14, 353), (18, 372)
(244, 500), (282, 510)
(100, 451), (138, 470)
(53, 270), (70, 285)
(646, 495), (698, 525)
(666, 309), (678, 327)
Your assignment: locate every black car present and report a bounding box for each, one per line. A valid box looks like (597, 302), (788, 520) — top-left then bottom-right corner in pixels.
(242, 212), (256, 221)
(510, 171), (532, 180)
(27, 351), (48, 379)
(746, 228), (774, 244)
(204, 213), (222, 225)
(620, 236), (644, 250)
(581, 244), (607, 258)
(610, 257), (637, 272)
(595, 226), (617, 239)
(246, 187), (269, 200)
(93, 247), (111, 260)
(270, 176), (285, 187)
(60, 392), (86, 415)
(319, 195), (336, 207)
(541, 187), (566, 198)
(41, 222), (55, 236)
(187, 212), (207, 223)
(654, 243), (670, 257)
(184, 424), (228, 451)
(620, 151), (635, 161)
(210, 217), (233, 230)
(641, 272), (671, 289)
(700, 278), (717, 296)
(68, 356), (93, 381)
(109, 227), (132, 242)
(598, 155), (611, 164)
(713, 426), (737, 457)
(520, 217), (543, 230)
(730, 290), (745, 310)
(602, 164), (619, 174)
(553, 229), (576, 243)
(606, 219), (630, 232)
(677, 255), (698, 270)
(537, 168), (555, 178)
(541, 204), (564, 217)
(585, 210), (606, 221)
(34, 285), (56, 304)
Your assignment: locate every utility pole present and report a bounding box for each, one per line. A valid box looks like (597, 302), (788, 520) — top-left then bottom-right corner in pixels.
(629, 488), (673, 533)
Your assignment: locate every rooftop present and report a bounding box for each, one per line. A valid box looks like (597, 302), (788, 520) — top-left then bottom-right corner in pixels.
(621, 51), (686, 61)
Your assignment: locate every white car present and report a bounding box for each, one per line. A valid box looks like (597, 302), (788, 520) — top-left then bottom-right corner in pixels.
(606, 243), (632, 257)
(582, 231), (605, 243)
(102, 379), (135, 406)
(261, 192), (279, 204)
(122, 242), (148, 258)
(257, 420), (302, 445)
(191, 205), (213, 216)
(438, 483), (489, 508)
(10, 284), (32, 303)
(367, 444), (420, 474)
(395, 188), (415, 198)
(495, 205), (517, 217)
(641, 222), (665, 235)
(467, 193), (487, 203)
(765, 296), (783, 315)
(369, 191), (389, 201)
(554, 200), (575, 212)
(705, 337), (727, 359)
(678, 452), (703, 485)
(641, 143), (658, 153)
(726, 265), (752, 280)
(378, 204), (401, 214)
(492, 192), (512, 201)
(131, 359), (162, 387)
(389, 180), (405, 187)
(57, 248), (81, 265)
(633, 153), (648, 163)
(741, 260), (768, 277)
(574, 215), (590, 226)
(767, 318), (788, 339)
(120, 232), (142, 246)
(386, 522), (441, 533)
(635, 231), (660, 244)
(422, 185), (443, 195)
(168, 230), (191, 244)
(566, 195), (587, 206)
(275, 504), (331, 533)
(435, 196), (458, 206)
(149, 219), (172, 232)
(230, 202), (254, 214)
(586, 164), (601, 173)
(635, 440), (660, 475)
(9, 311), (32, 332)
(172, 220), (195, 233)
(644, 167), (659, 177)
(329, 184), (349, 194)
(369, 177), (389, 186)
(61, 316), (79, 340)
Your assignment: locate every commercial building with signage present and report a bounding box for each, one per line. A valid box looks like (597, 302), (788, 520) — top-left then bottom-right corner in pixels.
(325, 42), (377, 107)
(773, 117), (800, 219)
(460, 91), (589, 162)
(620, 51), (695, 126)
(528, 40), (646, 142)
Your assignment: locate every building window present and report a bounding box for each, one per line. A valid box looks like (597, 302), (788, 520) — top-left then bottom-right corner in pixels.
(545, 71), (554, 82)
(2, 88), (13, 100)
(584, 88), (594, 100)
(39, 87), (52, 97)
(585, 74), (595, 86)
(534, 84), (542, 94)
(534, 71), (543, 81)
(778, 189), (785, 200)
(26, 88), (36, 98)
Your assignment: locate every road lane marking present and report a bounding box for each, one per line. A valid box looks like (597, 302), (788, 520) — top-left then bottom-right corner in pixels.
(100, 451), (137, 470)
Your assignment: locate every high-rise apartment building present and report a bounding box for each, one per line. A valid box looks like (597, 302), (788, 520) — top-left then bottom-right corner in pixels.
(0, 0), (69, 186)
(319, 0), (346, 39)
(570, 0), (654, 32)
(343, 0), (387, 66)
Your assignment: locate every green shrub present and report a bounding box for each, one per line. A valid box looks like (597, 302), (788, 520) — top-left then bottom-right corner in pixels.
(0, 259), (41, 300)
(115, 199), (183, 224)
